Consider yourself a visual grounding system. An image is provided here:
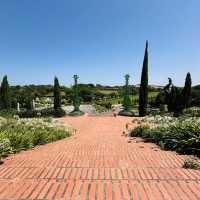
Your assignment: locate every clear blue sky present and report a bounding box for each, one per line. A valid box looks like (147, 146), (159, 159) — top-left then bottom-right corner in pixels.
(0, 0), (199, 86)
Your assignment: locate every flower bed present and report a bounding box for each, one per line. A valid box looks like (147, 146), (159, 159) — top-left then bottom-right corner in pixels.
(0, 117), (70, 159)
(130, 115), (200, 156)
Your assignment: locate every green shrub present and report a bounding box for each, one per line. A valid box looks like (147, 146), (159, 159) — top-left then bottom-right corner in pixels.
(93, 104), (107, 113)
(18, 107), (66, 118)
(96, 101), (112, 109)
(41, 108), (66, 117)
(130, 126), (150, 137)
(18, 110), (38, 118)
(54, 108), (66, 117)
(183, 107), (200, 117)
(40, 108), (54, 117)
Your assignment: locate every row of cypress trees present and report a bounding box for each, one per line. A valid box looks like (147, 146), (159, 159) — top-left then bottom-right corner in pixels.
(0, 75), (62, 111)
(167, 73), (192, 115)
(138, 41), (192, 117)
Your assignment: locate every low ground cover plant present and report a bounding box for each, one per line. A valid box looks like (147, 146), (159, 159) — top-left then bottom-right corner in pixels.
(183, 107), (200, 117)
(95, 101), (112, 109)
(130, 115), (200, 157)
(93, 101), (112, 113)
(93, 103), (108, 113)
(0, 117), (70, 160)
(0, 109), (18, 118)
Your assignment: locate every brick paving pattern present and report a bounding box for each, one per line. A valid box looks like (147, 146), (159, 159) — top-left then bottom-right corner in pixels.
(0, 115), (200, 199)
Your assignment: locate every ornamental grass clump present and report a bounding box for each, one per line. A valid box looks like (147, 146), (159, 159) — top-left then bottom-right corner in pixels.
(183, 159), (200, 170)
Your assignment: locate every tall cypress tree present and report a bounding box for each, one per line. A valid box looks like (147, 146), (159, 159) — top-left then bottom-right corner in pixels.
(54, 77), (61, 110)
(168, 86), (176, 112)
(0, 75), (11, 109)
(139, 41), (149, 116)
(182, 72), (192, 108)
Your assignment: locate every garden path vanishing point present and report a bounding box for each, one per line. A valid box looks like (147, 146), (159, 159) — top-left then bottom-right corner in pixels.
(0, 115), (200, 200)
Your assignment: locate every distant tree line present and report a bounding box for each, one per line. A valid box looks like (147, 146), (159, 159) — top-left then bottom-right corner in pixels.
(0, 80), (146, 110)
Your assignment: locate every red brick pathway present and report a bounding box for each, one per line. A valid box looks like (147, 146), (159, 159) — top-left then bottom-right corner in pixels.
(0, 115), (200, 199)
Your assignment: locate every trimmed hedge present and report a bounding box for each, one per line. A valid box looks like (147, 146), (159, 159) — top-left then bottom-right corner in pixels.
(18, 107), (66, 118)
